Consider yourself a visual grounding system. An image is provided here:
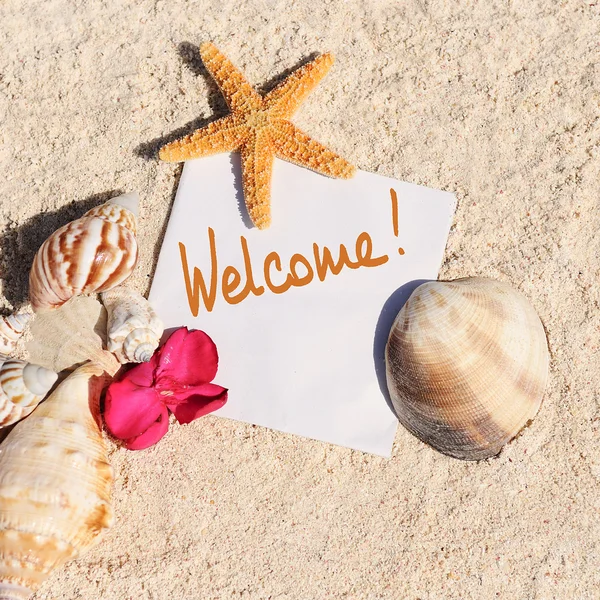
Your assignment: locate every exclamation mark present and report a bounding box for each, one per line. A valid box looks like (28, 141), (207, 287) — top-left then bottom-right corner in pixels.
(390, 188), (405, 255)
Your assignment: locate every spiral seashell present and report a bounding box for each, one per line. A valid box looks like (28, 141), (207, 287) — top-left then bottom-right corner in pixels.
(0, 359), (57, 428)
(101, 286), (164, 363)
(0, 362), (114, 599)
(0, 312), (31, 358)
(28, 192), (140, 312)
(385, 277), (549, 461)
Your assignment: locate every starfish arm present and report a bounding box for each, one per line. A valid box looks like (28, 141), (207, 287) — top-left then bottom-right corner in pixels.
(271, 121), (356, 179)
(240, 130), (275, 229)
(264, 53), (334, 119)
(159, 115), (249, 162)
(200, 42), (263, 114)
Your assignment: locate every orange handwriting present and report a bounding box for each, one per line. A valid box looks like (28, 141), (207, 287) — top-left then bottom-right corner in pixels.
(179, 229), (390, 316)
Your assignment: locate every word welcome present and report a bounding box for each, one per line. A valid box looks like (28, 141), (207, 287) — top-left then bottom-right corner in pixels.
(179, 229), (391, 316)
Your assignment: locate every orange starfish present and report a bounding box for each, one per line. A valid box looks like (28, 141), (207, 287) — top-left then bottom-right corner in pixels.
(159, 43), (356, 230)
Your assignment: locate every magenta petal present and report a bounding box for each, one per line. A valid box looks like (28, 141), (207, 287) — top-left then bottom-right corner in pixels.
(166, 383), (228, 424)
(156, 328), (219, 386)
(123, 358), (158, 387)
(104, 379), (163, 440)
(124, 407), (170, 450)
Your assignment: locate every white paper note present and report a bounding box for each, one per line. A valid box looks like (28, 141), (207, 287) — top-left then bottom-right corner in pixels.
(149, 154), (456, 457)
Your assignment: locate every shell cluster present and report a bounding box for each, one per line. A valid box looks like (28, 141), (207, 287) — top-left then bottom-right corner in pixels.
(0, 311), (58, 429)
(0, 191), (158, 597)
(29, 192), (139, 312)
(0, 363), (114, 599)
(385, 277), (549, 460)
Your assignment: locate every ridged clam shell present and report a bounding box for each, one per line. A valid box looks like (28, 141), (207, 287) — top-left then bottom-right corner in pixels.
(385, 277), (549, 460)
(0, 362), (114, 598)
(29, 192), (139, 312)
(25, 295), (120, 377)
(101, 286), (164, 364)
(0, 359), (58, 428)
(0, 312), (31, 358)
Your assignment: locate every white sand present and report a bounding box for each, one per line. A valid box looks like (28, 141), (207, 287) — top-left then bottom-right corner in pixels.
(1, 0), (599, 598)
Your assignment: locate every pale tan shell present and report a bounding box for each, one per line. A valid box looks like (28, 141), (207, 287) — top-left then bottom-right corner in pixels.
(0, 362), (114, 599)
(101, 286), (164, 363)
(385, 277), (549, 460)
(26, 295), (120, 377)
(0, 312), (31, 358)
(28, 192), (139, 312)
(0, 359), (58, 428)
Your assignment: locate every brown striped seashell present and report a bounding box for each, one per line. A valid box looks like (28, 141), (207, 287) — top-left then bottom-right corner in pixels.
(101, 286), (164, 364)
(0, 311), (31, 358)
(25, 295), (120, 377)
(28, 192), (139, 312)
(385, 277), (549, 460)
(0, 362), (114, 599)
(0, 359), (57, 428)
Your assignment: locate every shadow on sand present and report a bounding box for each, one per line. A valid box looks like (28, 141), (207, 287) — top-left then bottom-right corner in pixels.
(372, 279), (431, 417)
(0, 190), (124, 309)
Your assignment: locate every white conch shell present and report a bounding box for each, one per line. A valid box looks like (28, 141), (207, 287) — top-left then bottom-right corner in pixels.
(28, 192), (139, 312)
(26, 296), (120, 376)
(0, 312), (31, 358)
(0, 362), (114, 599)
(0, 359), (57, 428)
(101, 287), (164, 363)
(385, 277), (549, 460)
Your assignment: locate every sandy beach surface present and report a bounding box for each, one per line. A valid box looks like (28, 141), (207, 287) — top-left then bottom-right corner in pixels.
(1, 1), (599, 598)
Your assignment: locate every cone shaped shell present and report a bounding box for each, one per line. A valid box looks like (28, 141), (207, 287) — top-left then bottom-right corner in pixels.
(0, 363), (113, 595)
(29, 195), (139, 312)
(385, 278), (549, 460)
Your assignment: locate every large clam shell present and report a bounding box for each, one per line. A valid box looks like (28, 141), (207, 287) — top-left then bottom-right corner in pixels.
(385, 277), (549, 460)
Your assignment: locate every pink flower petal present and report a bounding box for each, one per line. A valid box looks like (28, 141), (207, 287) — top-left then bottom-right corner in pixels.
(104, 379), (163, 440)
(122, 357), (158, 387)
(166, 383), (228, 424)
(156, 328), (219, 386)
(124, 406), (170, 450)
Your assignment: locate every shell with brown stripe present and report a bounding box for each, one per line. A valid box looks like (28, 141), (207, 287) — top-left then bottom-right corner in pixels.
(385, 277), (549, 460)
(0, 312), (31, 357)
(0, 363), (113, 598)
(0, 359), (57, 427)
(29, 193), (139, 312)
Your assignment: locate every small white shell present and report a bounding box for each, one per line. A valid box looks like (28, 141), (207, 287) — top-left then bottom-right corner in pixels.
(101, 287), (164, 363)
(29, 192), (139, 312)
(385, 277), (549, 460)
(0, 311), (31, 357)
(0, 362), (113, 598)
(0, 359), (57, 427)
